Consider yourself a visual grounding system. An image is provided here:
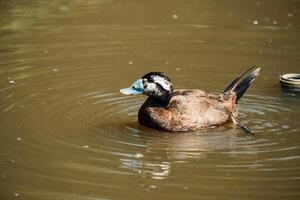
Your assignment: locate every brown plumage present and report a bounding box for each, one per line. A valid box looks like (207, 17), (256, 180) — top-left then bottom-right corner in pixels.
(120, 67), (260, 132)
(138, 90), (236, 131)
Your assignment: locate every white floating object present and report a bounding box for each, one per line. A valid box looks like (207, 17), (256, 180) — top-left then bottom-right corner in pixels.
(280, 73), (300, 91)
(253, 20), (259, 25)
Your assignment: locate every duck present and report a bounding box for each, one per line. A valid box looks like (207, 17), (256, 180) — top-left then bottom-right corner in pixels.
(120, 67), (260, 133)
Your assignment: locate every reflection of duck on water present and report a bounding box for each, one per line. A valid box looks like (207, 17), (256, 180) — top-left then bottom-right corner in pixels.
(120, 67), (260, 133)
(119, 129), (246, 179)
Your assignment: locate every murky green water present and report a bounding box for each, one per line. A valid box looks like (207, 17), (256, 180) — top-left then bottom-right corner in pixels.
(1, 0), (300, 199)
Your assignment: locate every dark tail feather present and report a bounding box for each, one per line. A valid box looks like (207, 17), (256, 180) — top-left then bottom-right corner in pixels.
(223, 66), (256, 93)
(224, 67), (260, 102)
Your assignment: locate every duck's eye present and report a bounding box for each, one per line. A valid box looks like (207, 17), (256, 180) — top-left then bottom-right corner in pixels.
(132, 85), (136, 89)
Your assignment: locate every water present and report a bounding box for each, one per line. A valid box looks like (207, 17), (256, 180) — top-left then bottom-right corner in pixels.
(1, 0), (300, 199)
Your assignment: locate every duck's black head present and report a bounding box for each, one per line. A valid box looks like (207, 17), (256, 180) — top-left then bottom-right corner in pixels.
(120, 72), (173, 102)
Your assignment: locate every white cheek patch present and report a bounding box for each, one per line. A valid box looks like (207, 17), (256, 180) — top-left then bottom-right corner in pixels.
(152, 76), (171, 91)
(144, 81), (164, 96)
(145, 82), (159, 93)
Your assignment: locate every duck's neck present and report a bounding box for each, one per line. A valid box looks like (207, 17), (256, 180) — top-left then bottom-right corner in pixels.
(149, 95), (171, 107)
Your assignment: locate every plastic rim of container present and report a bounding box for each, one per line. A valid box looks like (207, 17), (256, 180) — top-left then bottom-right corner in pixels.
(280, 73), (300, 88)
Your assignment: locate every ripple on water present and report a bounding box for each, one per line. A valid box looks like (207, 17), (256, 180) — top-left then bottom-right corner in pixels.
(1, 63), (300, 198)
(1, 0), (300, 198)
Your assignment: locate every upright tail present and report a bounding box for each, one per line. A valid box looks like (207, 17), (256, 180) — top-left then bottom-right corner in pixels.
(224, 66), (261, 102)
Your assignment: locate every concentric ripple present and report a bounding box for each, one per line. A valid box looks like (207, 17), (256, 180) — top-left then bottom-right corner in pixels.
(1, 60), (300, 199)
(1, 0), (300, 199)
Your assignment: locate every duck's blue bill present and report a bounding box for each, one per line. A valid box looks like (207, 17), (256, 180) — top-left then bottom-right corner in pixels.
(120, 79), (144, 95)
(120, 87), (143, 95)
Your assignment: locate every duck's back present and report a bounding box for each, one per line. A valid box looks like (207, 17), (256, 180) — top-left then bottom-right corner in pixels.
(138, 89), (236, 132)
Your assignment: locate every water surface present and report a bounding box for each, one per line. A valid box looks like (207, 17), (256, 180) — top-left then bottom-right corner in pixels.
(0, 0), (300, 199)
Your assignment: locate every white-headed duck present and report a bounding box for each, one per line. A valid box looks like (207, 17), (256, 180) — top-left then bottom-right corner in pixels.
(120, 67), (260, 133)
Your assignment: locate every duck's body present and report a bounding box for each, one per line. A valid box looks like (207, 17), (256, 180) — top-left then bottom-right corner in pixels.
(120, 67), (260, 132)
(138, 89), (236, 132)
(138, 89), (236, 131)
